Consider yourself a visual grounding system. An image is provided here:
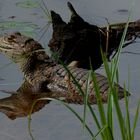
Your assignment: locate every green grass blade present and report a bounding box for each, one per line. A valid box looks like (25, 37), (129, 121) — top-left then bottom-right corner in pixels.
(101, 51), (115, 139)
(28, 98), (95, 139)
(83, 71), (92, 129)
(102, 42), (126, 140)
(91, 71), (113, 140)
(107, 90), (114, 137)
(124, 84), (131, 139)
(54, 54), (85, 96)
(111, 87), (126, 140)
(38, 22), (51, 41)
(101, 4), (134, 139)
(91, 71), (106, 126)
(39, 0), (51, 21)
(28, 100), (37, 140)
(111, 0), (134, 83)
(58, 100), (95, 138)
(131, 100), (140, 139)
(87, 103), (106, 139)
(93, 124), (108, 140)
(52, 53), (104, 138)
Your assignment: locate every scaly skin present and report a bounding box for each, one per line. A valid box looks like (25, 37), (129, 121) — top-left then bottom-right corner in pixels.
(0, 32), (129, 104)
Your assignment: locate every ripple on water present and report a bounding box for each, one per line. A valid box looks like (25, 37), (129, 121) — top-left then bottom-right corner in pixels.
(116, 9), (129, 15)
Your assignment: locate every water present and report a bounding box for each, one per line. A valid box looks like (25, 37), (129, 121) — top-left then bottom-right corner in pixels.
(0, 0), (140, 140)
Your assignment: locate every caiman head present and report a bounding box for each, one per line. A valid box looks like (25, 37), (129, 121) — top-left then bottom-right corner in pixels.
(0, 32), (49, 65)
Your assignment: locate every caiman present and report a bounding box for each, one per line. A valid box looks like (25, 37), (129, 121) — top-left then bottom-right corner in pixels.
(0, 32), (129, 105)
(49, 2), (140, 70)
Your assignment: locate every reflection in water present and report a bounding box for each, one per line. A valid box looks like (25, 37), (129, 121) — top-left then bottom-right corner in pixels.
(0, 81), (50, 120)
(0, 80), (92, 120)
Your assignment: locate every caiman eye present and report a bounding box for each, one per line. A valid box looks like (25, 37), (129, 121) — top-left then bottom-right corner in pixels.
(7, 32), (21, 41)
(10, 35), (15, 39)
(7, 35), (16, 42)
(14, 32), (21, 36)
(25, 38), (34, 45)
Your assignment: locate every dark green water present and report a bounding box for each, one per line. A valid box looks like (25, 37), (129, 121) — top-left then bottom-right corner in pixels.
(0, 0), (140, 140)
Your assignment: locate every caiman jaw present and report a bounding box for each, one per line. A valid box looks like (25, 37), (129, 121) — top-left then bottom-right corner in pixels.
(0, 32), (25, 61)
(0, 32), (44, 63)
(0, 36), (15, 51)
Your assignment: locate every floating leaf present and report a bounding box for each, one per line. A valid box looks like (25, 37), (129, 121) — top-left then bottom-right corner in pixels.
(0, 21), (39, 30)
(21, 31), (36, 37)
(0, 21), (39, 37)
(16, 1), (39, 8)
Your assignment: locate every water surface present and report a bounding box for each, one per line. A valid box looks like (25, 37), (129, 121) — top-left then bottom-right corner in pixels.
(0, 0), (140, 140)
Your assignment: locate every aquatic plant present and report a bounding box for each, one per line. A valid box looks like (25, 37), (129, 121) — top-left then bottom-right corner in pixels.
(16, 1), (39, 8)
(0, 21), (39, 37)
(0, 21), (38, 29)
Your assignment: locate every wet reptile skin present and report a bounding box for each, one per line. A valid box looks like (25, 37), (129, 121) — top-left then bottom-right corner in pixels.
(47, 64), (126, 103)
(0, 32), (128, 104)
